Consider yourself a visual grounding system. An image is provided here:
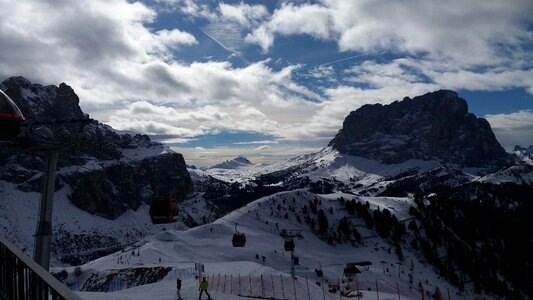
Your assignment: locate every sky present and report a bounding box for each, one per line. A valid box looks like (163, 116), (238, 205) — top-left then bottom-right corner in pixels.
(0, 0), (532, 166)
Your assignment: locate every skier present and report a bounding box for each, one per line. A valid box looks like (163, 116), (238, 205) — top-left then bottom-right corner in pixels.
(199, 277), (211, 300)
(176, 278), (183, 300)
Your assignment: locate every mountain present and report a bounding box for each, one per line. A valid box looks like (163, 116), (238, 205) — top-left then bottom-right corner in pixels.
(2, 86), (532, 299)
(175, 90), (533, 298)
(209, 156), (253, 169)
(328, 90), (509, 167)
(514, 145), (533, 165)
(0, 76), (220, 265)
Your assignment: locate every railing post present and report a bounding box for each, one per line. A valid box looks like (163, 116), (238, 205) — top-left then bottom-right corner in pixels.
(281, 275), (285, 300)
(271, 274), (275, 299)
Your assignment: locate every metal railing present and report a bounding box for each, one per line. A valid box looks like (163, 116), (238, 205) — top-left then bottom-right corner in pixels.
(0, 235), (81, 300)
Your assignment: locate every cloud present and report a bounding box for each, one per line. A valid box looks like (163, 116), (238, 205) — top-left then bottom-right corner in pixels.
(234, 140), (279, 145)
(254, 145), (271, 151)
(1, 0), (532, 160)
(485, 110), (533, 150)
(246, 0), (533, 67)
(218, 2), (269, 28)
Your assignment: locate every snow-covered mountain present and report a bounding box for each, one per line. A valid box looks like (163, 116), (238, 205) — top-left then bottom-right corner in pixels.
(0, 77), (221, 265)
(57, 191), (477, 299)
(2, 85), (532, 299)
(514, 145), (533, 165)
(209, 156), (253, 170)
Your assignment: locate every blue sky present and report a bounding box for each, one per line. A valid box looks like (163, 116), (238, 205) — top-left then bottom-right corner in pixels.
(1, 0), (532, 166)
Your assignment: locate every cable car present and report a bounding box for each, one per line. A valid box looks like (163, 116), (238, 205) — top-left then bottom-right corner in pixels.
(149, 195), (177, 224)
(284, 239), (295, 251)
(0, 90), (25, 141)
(232, 224), (246, 247)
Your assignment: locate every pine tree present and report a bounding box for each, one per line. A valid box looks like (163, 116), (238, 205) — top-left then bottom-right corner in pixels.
(318, 209), (328, 232)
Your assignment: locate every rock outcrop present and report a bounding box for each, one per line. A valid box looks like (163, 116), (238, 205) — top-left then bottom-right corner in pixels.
(0, 76), (194, 219)
(328, 90), (509, 167)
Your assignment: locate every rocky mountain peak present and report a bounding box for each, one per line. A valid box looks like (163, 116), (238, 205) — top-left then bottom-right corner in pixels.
(210, 156), (253, 169)
(1, 76), (84, 121)
(0, 76), (194, 220)
(328, 90), (508, 167)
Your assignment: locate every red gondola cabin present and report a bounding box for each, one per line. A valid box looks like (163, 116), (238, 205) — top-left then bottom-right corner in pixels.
(149, 196), (175, 224)
(0, 90), (25, 141)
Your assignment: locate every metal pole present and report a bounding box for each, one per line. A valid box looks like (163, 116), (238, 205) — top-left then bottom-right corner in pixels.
(339, 276), (342, 300)
(249, 274), (253, 297)
(281, 275), (285, 300)
(306, 275), (310, 300)
(397, 282), (400, 300)
(261, 274), (265, 297)
(376, 279), (379, 300)
(321, 276), (325, 300)
(291, 251), (296, 279)
(271, 274), (275, 299)
(33, 151), (58, 271)
(293, 275), (297, 300)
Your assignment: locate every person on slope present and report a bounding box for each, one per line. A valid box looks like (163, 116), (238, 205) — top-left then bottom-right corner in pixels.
(176, 278), (183, 300)
(199, 277), (212, 300)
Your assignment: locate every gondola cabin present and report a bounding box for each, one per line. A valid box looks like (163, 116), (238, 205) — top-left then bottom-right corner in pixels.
(0, 90), (25, 141)
(149, 196), (176, 224)
(284, 239), (295, 251)
(232, 232), (246, 247)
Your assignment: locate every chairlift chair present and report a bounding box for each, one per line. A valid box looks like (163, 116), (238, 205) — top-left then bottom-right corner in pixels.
(149, 195), (177, 224)
(0, 90), (25, 141)
(232, 224), (246, 247)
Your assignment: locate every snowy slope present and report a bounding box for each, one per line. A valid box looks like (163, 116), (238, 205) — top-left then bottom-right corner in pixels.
(0, 179), (219, 266)
(62, 190), (482, 300)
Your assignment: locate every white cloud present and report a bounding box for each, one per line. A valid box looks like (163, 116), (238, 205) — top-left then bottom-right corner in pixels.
(1, 0), (532, 163)
(485, 110), (533, 150)
(246, 0), (533, 67)
(254, 145), (271, 151)
(218, 2), (269, 28)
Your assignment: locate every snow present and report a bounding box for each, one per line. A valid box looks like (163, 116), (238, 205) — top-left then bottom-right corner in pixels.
(49, 190), (478, 300)
(0, 180), (217, 266)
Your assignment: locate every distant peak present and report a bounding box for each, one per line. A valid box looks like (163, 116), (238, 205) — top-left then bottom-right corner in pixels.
(210, 156), (253, 169)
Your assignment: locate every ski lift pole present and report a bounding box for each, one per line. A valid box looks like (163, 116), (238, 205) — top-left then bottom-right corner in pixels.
(291, 250), (296, 279)
(33, 150), (59, 271)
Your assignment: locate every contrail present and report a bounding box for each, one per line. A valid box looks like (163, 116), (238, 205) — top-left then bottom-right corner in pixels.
(293, 50), (386, 73)
(200, 28), (251, 65)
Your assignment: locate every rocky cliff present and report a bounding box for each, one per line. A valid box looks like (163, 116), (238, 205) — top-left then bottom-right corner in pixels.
(328, 90), (509, 167)
(0, 76), (193, 219)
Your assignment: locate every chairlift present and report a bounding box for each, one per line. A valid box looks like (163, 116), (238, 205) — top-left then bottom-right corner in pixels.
(149, 195), (177, 224)
(0, 90), (25, 141)
(232, 224), (246, 247)
(284, 239), (295, 251)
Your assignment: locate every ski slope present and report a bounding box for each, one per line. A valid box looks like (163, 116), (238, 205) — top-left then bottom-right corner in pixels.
(60, 190), (481, 300)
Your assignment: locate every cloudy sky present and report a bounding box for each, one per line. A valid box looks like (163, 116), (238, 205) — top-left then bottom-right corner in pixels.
(1, 0), (532, 166)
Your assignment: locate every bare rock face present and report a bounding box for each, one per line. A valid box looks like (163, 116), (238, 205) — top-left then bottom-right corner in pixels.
(64, 153), (193, 219)
(0, 76), (194, 220)
(328, 90), (509, 167)
(1, 76), (84, 121)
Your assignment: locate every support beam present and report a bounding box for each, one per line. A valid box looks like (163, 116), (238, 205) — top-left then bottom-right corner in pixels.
(33, 151), (58, 271)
